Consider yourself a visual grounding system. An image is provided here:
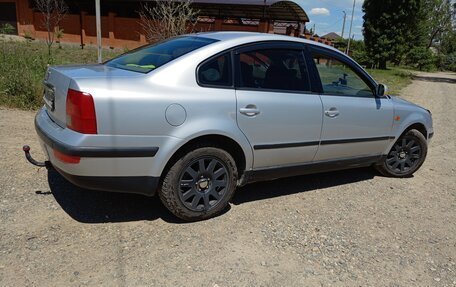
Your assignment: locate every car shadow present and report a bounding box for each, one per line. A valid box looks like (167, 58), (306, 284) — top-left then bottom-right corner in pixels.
(46, 168), (184, 224)
(45, 167), (377, 224)
(232, 167), (377, 205)
(412, 75), (456, 84)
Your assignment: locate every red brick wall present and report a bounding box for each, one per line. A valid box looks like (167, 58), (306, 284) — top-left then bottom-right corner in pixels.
(9, 0), (293, 49)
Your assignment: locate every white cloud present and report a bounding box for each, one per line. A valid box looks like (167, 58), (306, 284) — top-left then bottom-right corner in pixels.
(310, 8), (330, 16)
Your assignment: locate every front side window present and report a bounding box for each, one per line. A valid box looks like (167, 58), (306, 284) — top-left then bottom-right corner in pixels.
(312, 52), (374, 97)
(198, 53), (232, 87)
(238, 49), (311, 92)
(106, 36), (217, 73)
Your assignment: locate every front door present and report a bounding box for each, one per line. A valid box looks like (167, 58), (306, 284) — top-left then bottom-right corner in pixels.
(309, 47), (394, 161)
(234, 43), (323, 169)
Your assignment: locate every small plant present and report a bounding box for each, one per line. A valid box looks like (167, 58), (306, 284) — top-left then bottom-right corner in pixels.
(23, 30), (34, 41)
(34, 0), (68, 58)
(55, 27), (64, 49)
(139, 0), (199, 43)
(0, 23), (15, 36)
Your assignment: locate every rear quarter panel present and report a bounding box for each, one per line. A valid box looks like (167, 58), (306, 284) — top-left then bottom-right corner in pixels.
(72, 43), (254, 176)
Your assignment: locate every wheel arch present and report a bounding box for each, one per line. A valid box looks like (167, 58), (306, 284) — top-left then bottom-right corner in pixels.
(401, 122), (427, 138)
(385, 121), (428, 155)
(159, 133), (250, 182)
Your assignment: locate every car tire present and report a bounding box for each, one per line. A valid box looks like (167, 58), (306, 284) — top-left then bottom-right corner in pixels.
(376, 129), (428, 178)
(159, 147), (238, 221)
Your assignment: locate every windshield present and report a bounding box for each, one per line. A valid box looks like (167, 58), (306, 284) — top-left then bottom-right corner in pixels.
(106, 36), (218, 73)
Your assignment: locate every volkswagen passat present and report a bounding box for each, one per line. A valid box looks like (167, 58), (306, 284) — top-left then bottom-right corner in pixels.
(29, 32), (433, 221)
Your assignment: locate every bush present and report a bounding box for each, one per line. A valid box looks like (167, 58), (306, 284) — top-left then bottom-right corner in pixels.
(405, 47), (436, 71)
(441, 53), (456, 72)
(0, 23), (15, 35)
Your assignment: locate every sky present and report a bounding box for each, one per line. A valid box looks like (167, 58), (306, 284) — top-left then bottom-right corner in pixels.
(297, 0), (365, 40)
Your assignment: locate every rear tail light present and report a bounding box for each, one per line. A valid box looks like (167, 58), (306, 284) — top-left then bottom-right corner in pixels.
(53, 150), (81, 164)
(66, 89), (97, 134)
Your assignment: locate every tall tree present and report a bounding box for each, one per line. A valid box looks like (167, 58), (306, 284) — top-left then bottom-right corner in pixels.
(363, 0), (422, 69)
(423, 0), (455, 48)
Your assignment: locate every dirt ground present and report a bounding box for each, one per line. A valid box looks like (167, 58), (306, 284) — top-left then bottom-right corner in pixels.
(0, 72), (455, 287)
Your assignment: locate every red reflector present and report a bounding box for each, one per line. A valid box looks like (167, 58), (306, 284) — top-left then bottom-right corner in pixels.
(66, 89), (97, 134)
(53, 150), (80, 164)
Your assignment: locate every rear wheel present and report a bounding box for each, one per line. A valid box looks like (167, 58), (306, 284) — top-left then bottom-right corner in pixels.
(376, 129), (427, 177)
(159, 147), (238, 221)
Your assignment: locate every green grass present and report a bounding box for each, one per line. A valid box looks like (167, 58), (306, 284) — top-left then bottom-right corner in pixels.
(367, 68), (414, 95)
(0, 39), (121, 109)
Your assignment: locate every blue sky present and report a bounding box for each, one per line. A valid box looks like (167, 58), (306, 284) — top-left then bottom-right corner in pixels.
(297, 0), (365, 39)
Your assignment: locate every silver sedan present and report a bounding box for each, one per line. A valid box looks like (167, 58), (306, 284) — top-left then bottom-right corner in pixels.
(29, 32), (433, 221)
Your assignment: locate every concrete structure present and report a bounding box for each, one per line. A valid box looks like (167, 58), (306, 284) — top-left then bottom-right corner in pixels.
(0, 0), (334, 49)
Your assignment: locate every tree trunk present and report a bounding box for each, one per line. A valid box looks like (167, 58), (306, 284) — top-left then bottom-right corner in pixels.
(379, 59), (387, 70)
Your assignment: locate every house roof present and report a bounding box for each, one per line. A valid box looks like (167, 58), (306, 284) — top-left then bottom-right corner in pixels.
(125, 0), (310, 22)
(322, 32), (341, 41)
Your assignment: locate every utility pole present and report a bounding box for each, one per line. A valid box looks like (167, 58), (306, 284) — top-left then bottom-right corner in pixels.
(346, 0), (356, 55)
(95, 0), (102, 63)
(341, 11), (347, 38)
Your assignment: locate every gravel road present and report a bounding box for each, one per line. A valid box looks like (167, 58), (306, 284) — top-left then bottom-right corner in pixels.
(0, 72), (455, 286)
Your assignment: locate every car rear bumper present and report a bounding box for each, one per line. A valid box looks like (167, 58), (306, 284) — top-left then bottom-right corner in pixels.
(34, 108), (163, 196)
(53, 166), (159, 196)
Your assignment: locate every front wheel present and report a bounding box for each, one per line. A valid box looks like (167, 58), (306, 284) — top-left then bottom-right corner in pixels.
(159, 147), (238, 221)
(376, 129), (428, 177)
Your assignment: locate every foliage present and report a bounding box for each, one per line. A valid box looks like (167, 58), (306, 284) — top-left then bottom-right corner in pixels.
(34, 0), (68, 57)
(55, 27), (64, 48)
(138, 0), (199, 43)
(0, 23), (15, 35)
(0, 40), (121, 109)
(363, 0), (422, 69)
(423, 0), (455, 48)
(405, 47), (436, 71)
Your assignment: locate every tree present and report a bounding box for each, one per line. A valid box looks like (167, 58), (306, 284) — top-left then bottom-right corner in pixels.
(34, 0), (68, 57)
(423, 0), (455, 48)
(139, 0), (199, 43)
(363, 0), (422, 69)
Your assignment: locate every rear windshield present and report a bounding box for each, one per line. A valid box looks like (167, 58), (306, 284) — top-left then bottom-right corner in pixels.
(106, 36), (218, 73)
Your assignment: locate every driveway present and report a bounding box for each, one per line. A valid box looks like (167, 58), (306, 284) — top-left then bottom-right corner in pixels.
(0, 72), (455, 286)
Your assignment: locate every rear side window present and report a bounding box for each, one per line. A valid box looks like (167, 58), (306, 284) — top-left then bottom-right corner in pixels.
(198, 53), (232, 87)
(238, 49), (311, 92)
(106, 36), (217, 73)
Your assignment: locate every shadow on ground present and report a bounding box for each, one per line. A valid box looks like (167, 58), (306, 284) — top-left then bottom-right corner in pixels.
(46, 167), (377, 224)
(412, 75), (456, 84)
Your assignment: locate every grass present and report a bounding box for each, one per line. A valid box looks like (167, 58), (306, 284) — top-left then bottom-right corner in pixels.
(0, 39), (121, 109)
(367, 67), (414, 95)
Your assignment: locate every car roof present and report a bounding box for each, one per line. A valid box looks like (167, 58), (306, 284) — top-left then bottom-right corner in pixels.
(193, 31), (343, 55)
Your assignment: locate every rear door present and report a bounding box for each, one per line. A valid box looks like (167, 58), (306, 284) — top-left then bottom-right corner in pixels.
(308, 46), (394, 161)
(234, 42), (323, 169)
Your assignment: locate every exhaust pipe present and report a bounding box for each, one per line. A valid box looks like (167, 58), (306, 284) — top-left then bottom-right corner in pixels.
(22, 145), (51, 168)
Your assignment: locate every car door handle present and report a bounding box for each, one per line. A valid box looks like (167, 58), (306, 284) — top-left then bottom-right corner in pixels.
(240, 105), (260, 117)
(324, 108), (340, 118)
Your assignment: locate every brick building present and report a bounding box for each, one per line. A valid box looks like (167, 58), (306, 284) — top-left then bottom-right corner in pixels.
(0, 0), (335, 49)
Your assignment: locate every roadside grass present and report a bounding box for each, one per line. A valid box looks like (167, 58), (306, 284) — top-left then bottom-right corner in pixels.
(0, 39), (121, 109)
(367, 68), (414, 95)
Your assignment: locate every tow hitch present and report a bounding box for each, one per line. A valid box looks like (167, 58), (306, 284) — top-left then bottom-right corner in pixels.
(22, 145), (51, 168)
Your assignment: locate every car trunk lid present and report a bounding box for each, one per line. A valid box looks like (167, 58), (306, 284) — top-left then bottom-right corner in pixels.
(43, 64), (142, 128)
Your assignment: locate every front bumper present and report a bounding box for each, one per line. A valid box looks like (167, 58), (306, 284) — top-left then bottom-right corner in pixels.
(34, 108), (161, 196)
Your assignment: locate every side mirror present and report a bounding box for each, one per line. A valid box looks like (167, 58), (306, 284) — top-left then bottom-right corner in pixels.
(376, 84), (388, 97)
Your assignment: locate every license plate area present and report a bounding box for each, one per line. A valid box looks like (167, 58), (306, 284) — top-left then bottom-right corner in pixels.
(43, 81), (55, 111)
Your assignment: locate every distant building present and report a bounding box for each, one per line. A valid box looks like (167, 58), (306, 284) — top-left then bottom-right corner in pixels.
(0, 0), (316, 48)
(322, 32), (341, 41)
